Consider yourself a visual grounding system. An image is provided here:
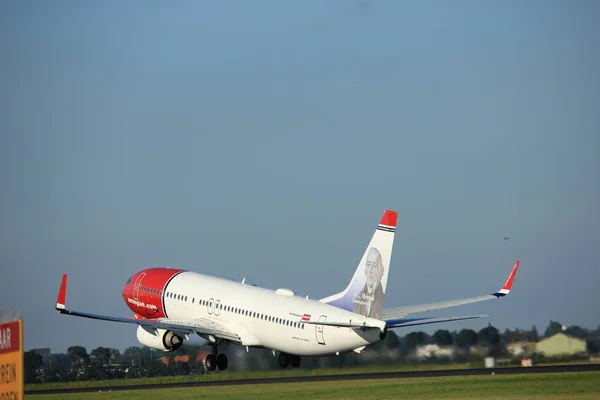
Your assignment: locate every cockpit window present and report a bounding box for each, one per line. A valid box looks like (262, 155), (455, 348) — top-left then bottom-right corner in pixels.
(126, 277), (132, 284)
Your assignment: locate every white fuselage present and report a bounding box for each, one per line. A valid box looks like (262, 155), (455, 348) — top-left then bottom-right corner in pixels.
(158, 271), (383, 356)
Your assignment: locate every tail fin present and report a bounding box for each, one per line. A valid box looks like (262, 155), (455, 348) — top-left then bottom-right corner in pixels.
(320, 210), (397, 320)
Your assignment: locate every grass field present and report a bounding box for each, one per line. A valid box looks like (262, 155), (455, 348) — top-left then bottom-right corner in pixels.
(25, 362), (473, 391)
(25, 372), (600, 400)
(24, 361), (594, 392)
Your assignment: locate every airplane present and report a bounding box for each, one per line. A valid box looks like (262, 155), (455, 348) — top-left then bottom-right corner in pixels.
(55, 210), (520, 371)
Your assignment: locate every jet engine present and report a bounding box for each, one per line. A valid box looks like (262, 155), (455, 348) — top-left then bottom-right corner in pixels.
(136, 326), (183, 352)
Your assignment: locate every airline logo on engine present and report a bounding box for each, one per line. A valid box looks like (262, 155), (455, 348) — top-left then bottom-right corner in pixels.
(0, 319), (23, 400)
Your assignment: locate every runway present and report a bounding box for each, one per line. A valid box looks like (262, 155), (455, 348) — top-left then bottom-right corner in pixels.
(26, 363), (600, 395)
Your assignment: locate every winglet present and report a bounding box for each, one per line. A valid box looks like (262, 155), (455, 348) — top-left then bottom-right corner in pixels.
(56, 274), (68, 310)
(493, 260), (520, 297)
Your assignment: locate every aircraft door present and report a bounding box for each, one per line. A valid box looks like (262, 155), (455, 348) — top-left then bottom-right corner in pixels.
(315, 315), (327, 345)
(133, 273), (146, 300)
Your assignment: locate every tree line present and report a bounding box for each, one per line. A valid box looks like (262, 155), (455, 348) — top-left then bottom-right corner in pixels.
(24, 320), (600, 384)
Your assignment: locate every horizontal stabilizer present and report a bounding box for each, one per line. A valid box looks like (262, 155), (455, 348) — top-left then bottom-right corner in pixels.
(385, 315), (487, 329)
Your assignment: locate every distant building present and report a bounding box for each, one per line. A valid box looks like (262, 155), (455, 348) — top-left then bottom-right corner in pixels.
(535, 333), (587, 357)
(160, 351), (212, 366)
(31, 348), (52, 366)
(415, 344), (455, 360)
(108, 355), (143, 366)
(506, 341), (536, 357)
(160, 354), (191, 365)
(469, 345), (489, 357)
(32, 348), (51, 356)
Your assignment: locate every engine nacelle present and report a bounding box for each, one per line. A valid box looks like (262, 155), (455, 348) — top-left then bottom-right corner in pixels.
(136, 326), (183, 352)
(379, 327), (388, 340)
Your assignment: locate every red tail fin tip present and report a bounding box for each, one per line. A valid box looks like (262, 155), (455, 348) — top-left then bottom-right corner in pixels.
(380, 210), (398, 227)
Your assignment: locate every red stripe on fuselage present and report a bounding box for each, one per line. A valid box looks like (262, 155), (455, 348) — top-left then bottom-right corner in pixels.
(122, 268), (185, 319)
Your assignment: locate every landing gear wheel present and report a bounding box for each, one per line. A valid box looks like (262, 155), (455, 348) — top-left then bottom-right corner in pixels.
(289, 355), (301, 368)
(278, 352), (290, 368)
(205, 354), (217, 371)
(216, 353), (228, 371)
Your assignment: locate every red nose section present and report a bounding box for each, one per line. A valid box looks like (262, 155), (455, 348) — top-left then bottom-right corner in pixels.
(122, 268), (184, 319)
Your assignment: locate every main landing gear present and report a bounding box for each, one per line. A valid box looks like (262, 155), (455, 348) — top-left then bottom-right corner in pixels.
(205, 341), (228, 371)
(278, 352), (301, 368)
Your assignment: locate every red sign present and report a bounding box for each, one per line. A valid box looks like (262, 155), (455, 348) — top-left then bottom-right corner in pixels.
(0, 321), (20, 355)
(0, 319), (23, 400)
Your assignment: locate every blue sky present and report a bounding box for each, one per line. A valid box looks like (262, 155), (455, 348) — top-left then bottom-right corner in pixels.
(1, 0), (599, 353)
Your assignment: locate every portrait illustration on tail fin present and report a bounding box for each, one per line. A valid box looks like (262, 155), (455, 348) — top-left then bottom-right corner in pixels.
(352, 247), (385, 319)
(319, 210), (396, 319)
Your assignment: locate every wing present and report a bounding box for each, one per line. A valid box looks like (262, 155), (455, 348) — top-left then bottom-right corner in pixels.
(381, 260), (520, 325)
(54, 274), (241, 343)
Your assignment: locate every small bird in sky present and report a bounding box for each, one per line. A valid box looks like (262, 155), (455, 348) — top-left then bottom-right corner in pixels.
(503, 237), (510, 240)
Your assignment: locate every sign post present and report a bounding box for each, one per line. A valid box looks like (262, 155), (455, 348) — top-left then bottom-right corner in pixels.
(0, 319), (23, 400)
